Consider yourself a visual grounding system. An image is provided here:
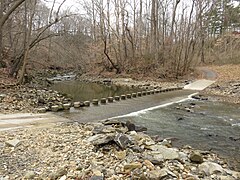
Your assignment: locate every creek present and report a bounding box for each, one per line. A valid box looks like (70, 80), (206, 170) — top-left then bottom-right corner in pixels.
(51, 81), (140, 101)
(119, 100), (240, 170)
(51, 81), (240, 171)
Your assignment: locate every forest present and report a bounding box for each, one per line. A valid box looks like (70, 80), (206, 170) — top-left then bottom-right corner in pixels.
(0, 0), (240, 84)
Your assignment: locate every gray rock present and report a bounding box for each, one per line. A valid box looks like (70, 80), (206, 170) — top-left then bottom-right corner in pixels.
(147, 168), (176, 179)
(84, 101), (90, 107)
(24, 171), (35, 179)
(63, 103), (71, 110)
(107, 97), (114, 103)
(185, 107), (194, 113)
(90, 176), (104, 180)
(87, 134), (114, 146)
(148, 145), (180, 160)
(92, 99), (99, 105)
(0, 176), (9, 180)
(198, 162), (224, 176)
(49, 168), (67, 180)
(190, 151), (203, 163)
(100, 98), (107, 104)
(37, 108), (46, 113)
(102, 119), (121, 126)
(135, 125), (147, 132)
(126, 121), (135, 131)
(51, 105), (59, 112)
(73, 102), (80, 108)
(114, 133), (131, 149)
(5, 139), (21, 147)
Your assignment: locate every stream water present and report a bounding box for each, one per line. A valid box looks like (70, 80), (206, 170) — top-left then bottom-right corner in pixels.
(118, 100), (240, 170)
(51, 81), (140, 101)
(51, 81), (240, 170)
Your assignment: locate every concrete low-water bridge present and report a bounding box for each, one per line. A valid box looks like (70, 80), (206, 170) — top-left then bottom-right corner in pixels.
(0, 79), (215, 131)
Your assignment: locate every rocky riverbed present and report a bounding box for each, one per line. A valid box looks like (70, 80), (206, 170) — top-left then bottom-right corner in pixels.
(0, 120), (239, 180)
(0, 86), (71, 114)
(201, 65), (240, 104)
(202, 80), (240, 104)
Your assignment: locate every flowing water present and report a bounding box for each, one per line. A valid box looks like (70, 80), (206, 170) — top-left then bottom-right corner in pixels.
(118, 100), (240, 170)
(51, 81), (240, 170)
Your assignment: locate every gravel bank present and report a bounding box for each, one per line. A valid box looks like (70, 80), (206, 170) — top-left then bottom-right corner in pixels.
(0, 120), (239, 180)
(201, 65), (240, 104)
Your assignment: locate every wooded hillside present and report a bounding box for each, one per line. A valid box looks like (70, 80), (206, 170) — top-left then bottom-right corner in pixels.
(0, 0), (240, 84)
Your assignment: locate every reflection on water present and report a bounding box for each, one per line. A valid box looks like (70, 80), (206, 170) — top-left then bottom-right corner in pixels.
(121, 100), (240, 170)
(51, 81), (140, 101)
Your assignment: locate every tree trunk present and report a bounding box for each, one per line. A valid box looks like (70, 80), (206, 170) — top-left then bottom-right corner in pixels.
(18, 0), (36, 84)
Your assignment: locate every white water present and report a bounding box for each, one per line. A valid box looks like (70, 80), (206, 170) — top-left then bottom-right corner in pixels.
(109, 92), (199, 119)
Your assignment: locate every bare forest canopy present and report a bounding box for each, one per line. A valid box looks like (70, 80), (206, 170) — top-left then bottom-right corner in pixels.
(0, 0), (240, 84)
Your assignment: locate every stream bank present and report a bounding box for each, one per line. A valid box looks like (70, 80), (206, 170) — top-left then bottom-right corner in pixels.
(0, 120), (239, 180)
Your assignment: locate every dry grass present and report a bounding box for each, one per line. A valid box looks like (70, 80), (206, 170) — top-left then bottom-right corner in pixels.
(208, 64), (240, 81)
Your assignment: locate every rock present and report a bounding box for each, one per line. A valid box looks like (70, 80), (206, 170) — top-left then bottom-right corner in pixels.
(0, 176), (9, 180)
(5, 139), (21, 147)
(87, 134), (114, 146)
(103, 79), (111, 84)
(107, 97), (114, 103)
(92, 169), (102, 176)
(124, 162), (142, 172)
(114, 96), (120, 101)
(59, 175), (67, 180)
(100, 98), (107, 104)
(84, 101), (90, 107)
(144, 160), (155, 170)
(49, 168), (67, 180)
(126, 121), (136, 131)
(51, 105), (59, 112)
(73, 102), (80, 108)
(185, 107), (194, 113)
(120, 95), (126, 100)
(135, 125), (147, 132)
(198, 162), (224, 176)
(147, 170), (163, 179)
(92, 125), (127, 134)
(37, 108), (46, 113)
(150, 159), (164, 166)
(132, 93), (137, 98)
(177, 117), (184, 121)
(147, 168), (176, 179)
(190, 151), (203, 163)
(148, 145), (180, 160)
(160, 139), (172, 148)
(114, 133), (130, 149)
(102, 119), (122, 126)
(92, 99), (99, 105)
(126, 94), (132, 98)
(90, 176), (104, 180)
(131, 145), (144, 153)
(218, 175), (235, 180)
(24, 171), (35, 179)
(63, 103), (71, 110)
(115, 150), (126, 160)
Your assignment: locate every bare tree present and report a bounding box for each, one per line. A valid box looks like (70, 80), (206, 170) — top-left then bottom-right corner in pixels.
(0, 0), (26, 68)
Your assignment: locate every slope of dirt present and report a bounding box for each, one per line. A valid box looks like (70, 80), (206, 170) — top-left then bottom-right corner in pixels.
(202, 64), (240, 104)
